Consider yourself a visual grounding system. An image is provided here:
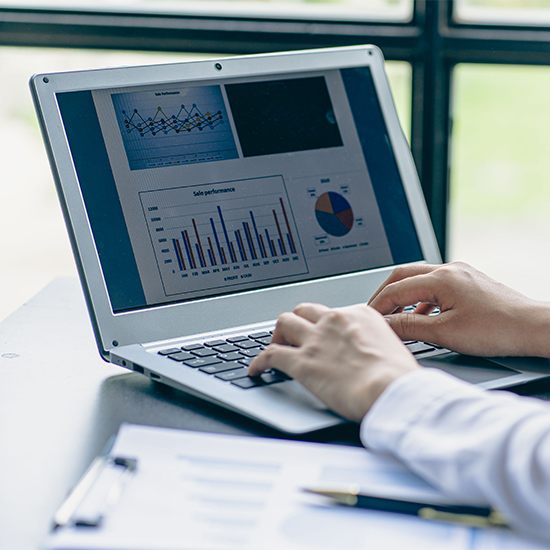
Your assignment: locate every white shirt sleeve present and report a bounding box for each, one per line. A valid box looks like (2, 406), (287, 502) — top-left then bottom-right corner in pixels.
(360, 368), (550, 543)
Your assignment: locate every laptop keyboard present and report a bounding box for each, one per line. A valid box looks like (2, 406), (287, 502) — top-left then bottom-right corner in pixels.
(157, 331), (446, 390)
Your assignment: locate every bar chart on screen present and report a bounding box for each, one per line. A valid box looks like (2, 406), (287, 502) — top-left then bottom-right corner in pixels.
(139, 176), (308, 297)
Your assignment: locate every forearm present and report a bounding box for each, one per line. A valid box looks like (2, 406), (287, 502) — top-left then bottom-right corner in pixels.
(361, 369), (550, 543)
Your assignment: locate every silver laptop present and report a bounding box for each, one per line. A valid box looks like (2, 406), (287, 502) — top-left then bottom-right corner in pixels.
(30, 45), (549, 434)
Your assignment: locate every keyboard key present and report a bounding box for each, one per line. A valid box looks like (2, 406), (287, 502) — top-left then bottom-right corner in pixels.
(239, 347), (265, 358)
(190, 348), (218, 357)
(272, 368), (292, 380)
(260, 372), (285, 385)
(217, 352), (244, 362)
(181, 343), (204, 351)
(226, 335), (248, 343)
(234, 340), (262, 349)
(405, 342), (436, 355)
(237, 358), (253, 366)
(158, 348), (181, 356)
(183, 357), (223, 368)
(199, 362), (242, 375)
(255, 337), (272, 346)
(212, 344), (239, 353)
(167, 351), (196, 362)
(215, 368), (249, 381)
(249, 331), (271, 339)
(204, 339), (226, 347)
(231, 377), (263, 389)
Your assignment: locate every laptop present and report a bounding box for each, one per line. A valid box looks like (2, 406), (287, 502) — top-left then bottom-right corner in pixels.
(30, 45), (550, 434)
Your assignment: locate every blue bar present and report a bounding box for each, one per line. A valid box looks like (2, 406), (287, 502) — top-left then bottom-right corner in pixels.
(182, 231), (195, 269)
(172, 238), (184, 271)
(195, 243), (205, 268)
(243, 222), (255, 259)
(278, 238), (285, 256)
(249, 211), (265, 258)
(265, 229), (275, 257)
(208, 248), (215, 266)
(286, 234), (295, 255)
(234, 230), (246, 261)
(218, 206), (235, 263)
(210, 218), (224, 265)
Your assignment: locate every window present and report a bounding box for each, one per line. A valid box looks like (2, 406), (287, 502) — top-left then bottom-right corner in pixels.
(449, 63), (550, 300)
(454, 0), (550, 26)
(5, 0), (414, 22)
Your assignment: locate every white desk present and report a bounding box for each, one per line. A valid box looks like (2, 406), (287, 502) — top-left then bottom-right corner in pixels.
(0, 279), (363, 550)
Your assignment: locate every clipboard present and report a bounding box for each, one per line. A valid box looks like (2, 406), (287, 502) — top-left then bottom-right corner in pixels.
(44, 424), (532, 550)
(53, 455), (137, 529)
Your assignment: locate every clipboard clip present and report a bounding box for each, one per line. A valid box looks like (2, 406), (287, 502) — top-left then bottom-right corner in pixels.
(53, 456), (137, 529)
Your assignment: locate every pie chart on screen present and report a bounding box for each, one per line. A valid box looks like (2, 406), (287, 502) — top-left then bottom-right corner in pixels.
(315, 191), (354, 237)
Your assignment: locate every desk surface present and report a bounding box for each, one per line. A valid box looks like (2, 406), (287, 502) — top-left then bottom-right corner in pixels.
(0, 279), (364, 550)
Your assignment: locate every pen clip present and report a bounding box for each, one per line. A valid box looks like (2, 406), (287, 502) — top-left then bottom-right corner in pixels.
(53, 456), (137, 529)
(418, 507), (508, 528)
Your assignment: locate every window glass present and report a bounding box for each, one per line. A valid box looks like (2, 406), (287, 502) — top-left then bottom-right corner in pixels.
(0, 0), (413, 22)
(0, 48), (411, 321)
(454, 0), (550, 26)
(449, 63), (550, 300)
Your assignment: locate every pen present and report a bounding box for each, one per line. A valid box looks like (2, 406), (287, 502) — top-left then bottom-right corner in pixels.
(303, 485), (508, 529)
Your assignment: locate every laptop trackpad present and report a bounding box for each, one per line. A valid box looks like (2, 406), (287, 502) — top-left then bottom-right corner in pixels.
(419, 353), (520, 384)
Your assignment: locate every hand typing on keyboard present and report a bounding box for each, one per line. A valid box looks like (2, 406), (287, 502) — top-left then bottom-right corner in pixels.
(248, 302), (419, 422)
(368, 261), (550, 358)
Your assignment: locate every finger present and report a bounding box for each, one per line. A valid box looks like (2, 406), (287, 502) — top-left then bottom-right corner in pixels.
(247, 344), (297, 377)
(270, 311), (314, 346)
(369, 274), (440, 316)
(293, 302), (331, 323)
(385, 311), (440, 344)
(368, 264), (439, 305)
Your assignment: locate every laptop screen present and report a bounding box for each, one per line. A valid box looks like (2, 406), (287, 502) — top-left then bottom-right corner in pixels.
(56, 66), (423, 313)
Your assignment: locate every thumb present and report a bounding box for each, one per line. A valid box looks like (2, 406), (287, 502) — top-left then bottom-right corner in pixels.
(385, 312), (440, 344)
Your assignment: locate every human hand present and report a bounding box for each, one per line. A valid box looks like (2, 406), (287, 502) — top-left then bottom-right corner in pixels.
(369, 262), (550, 357)
(248, 303), (419, 422)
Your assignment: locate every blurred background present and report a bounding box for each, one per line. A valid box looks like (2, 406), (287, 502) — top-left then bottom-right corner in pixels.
(2, 0), (550, 321)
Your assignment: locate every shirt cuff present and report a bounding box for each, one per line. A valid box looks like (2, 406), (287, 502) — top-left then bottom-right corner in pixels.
(360, 368), (484, 454)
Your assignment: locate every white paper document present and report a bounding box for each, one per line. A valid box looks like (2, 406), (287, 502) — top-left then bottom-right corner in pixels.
(44, 424), (546, 550)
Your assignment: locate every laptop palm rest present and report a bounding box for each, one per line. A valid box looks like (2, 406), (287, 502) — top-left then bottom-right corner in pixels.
(420, 353), (520, 384)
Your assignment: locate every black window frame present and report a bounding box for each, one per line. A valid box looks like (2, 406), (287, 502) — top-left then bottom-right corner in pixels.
(3, 0), (550, 258)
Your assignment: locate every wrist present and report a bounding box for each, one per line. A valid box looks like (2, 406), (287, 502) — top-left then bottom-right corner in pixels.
(352, 361), (420, 422)
(520, 301), (550, 357)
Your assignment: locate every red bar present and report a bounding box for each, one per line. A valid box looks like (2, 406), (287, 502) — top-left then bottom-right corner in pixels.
(192, 218), (207, 267)
(184, 230), (196, 269)
(229, 241), (238, 264)
(221, 247), (227, 264)
(279, 198), (296, 254)
(175, 239), (186, 270)
(207, 237), (217, 266)
(270, 239), (277, 257)
(258, 234), (267, 258)
(236, 230), (248, 261)
(244, 222), (257, 260)
(273, 209), (287, 255)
